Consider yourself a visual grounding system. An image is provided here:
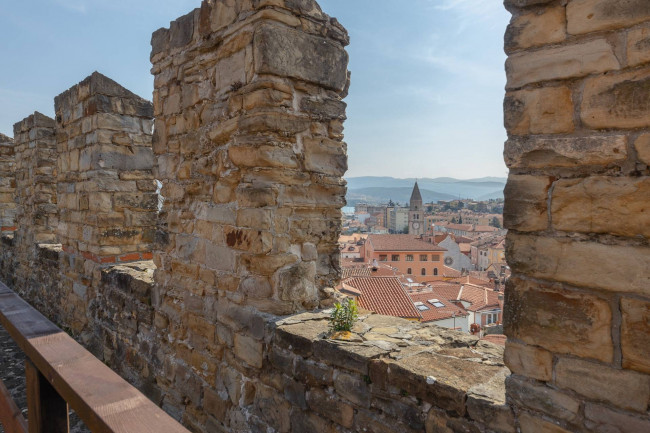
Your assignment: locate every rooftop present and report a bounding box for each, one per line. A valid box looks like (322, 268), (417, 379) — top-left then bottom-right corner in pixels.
(367, 234), (447, 252)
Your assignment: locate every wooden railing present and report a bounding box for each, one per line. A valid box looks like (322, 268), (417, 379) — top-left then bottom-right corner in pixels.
(0, 282), (191, 433)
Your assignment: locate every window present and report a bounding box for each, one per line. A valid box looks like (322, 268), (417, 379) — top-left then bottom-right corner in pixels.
(428, 299), (445, 308)
(420, 254), (428, 261)
(379, 255), (387, 262)
(486, 313), (499, 324)
(432, 255), (440, 262)
(391, 254), (400, 261)
(406, 255), (414, 262)
(433, 268), (438, 276)
(414, 301), (429, 311)
(407, 268), (412, 275)
(421, 268), (426, 276)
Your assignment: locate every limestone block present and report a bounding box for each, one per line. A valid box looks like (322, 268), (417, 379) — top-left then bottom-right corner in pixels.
(234, 333), (264, 368)
(504, 277), (613, 362)
(504, 0), (554, 7)
(504, 341), (553, 381)
(506, 39), (619, 89)
(503, 174), (550, 232)
(635, 134), (650, 165)
(584, 403), (650, 432)
(306, 388), (354, 428)
(621, 298), (650, 374)
(254, 23), (348, 92)
(254, 384), (291, 432)
(504, 135), (628, 168)
(506, 376), (580, 423)
(507, 233), (650, 296)
(581, 68), (650, 129)
(505, 7), (566, 53)
(551, 176), (650, 238)
(505, 86), (573, 134)
(303, 137), (347, 176)
(215, 50), (248, 92)
(627, 26), (650, 67)
(554, 357), (650, 412)
(518, 413), (571, 433)
(567, 0), (650, 35)
(228, 144), (299, 169)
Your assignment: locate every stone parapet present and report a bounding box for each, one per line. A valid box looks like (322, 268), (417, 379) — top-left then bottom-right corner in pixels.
(503, 0), (650, 431)
(150, 0), (350, 317)
(0, 133), (16, 233)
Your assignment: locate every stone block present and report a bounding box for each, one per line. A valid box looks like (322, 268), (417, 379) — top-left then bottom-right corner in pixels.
(170, 10), (195, 49)
(621, 298), (650, 374)
(254, 23), (348, 92)
(333, 371), (370, 407)
(290, 408), (337, 433)
(506, 39), (619, 89)
(505, 7), (566, 53)
(503, 174), (550, 232)
(555, 357), (650, 412)
(204, 242), (236, 272)
(506, 376), (580, 423)
(306, 388), (354, 428)
(636, 134), (650, 165)
(504, 341), (553, 381)
(567, 0), (650, 35)
(584, 402), (650, 433)
(507, 233), (650, 296)
(504, 135), (628, 169)
(582, 68), (650, 129)
(234, 333), (264, 369)
(504, 0), (555, 7)
(551, 176), (650, 238)
(254, 384), (291, 432)
(228, 144), (298, 169)
(627, 26), (650, 67)
(504, 86), (574, 135)
(504, 277), (613, 362)
(518, 413), (571, 433)
(303, 137), (347, 176)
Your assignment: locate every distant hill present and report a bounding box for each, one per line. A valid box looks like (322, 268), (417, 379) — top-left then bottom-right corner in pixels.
(345, 176), (506, 205)
(346, 187), (456, 206)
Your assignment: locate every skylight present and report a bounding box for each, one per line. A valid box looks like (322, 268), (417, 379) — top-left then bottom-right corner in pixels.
(414, 301), (429, 311)
(428, 299), (445, 308)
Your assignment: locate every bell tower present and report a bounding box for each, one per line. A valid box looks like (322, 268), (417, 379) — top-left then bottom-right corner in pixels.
(408, 180), (424, 236)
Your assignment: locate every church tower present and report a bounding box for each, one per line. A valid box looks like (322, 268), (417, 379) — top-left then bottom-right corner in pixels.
(408, 181), (425, 236)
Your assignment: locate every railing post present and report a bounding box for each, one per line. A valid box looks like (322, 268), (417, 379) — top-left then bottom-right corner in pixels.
(25, 360), (69, 433)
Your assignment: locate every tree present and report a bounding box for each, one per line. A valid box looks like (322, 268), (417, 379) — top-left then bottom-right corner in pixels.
(458, 215), (463, 224)
(388, 199), (395, 207)
(490, 217), (501, 228)
(451, 217), (458, 224)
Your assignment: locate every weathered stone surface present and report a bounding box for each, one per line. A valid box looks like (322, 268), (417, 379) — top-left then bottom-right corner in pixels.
(234, 333), (264, 368)
(506, 376), (580, 423)
(582, 68), (650, 129)
(584, 402), (650, 433)
(621, 298), (650, 375)
(504, 341), (553, 381)
(555, 357), (650, 412)
(306, 388), (354, 428)
(254, 23), (348, 92)
(504, 135), (628, 169)
(503, 174), (550, 232)
(507, 233), (650, 296)
(551, 176), (650, 238)
(506, 39), (619, 88)
(627, 26), (650, 67)
(635, 134), (650, 165)
(518, 413), (571, 433)
(504, 277), (613, 362)
(505, 7), (566, 53)
(504, 0), (555, 8)
(504, 87), (574, 135)
(567, 0), (650, 35)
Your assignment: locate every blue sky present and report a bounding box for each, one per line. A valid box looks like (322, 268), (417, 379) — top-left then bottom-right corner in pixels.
(0, 0), (511, 179)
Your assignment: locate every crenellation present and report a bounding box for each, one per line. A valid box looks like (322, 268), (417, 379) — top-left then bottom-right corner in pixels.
(0, 133), (16, 234)
(504, 0), (650, 430)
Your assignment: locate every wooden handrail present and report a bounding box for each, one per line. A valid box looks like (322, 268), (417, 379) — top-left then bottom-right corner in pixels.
(0, 376), (27, 433)
(0, 282), (191, 433)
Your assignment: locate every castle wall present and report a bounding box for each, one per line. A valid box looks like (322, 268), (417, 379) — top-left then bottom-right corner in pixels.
(0, 133), (16, 233)
(503, 0), (650, 431)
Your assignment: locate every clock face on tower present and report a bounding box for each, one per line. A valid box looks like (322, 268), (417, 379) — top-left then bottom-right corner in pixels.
(412, 222), (420, 229)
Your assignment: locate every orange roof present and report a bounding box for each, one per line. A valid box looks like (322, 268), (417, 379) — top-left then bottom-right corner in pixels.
(345, 276), (421, 319)
(448, 275), (493, 289)
(410, 292), (468, 322)
(367, 234), (446, 252)
(455, 284), (501, 312)
(474, 225), (499, 233)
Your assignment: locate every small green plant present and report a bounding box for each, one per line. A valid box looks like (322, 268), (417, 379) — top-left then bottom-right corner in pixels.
(329, 298), (359, 333)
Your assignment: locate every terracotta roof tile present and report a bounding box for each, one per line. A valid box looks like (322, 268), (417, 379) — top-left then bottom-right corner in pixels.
(345, 277), (421, 319)
(367, 234), (447, 252)
(409, 292), (468, 322)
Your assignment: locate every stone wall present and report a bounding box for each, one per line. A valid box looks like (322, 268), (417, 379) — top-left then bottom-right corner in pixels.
(503, 0), (650, 431)
(53, 72), (156, 335)
(0, 133), (16, 233)
(150, 0), (349, 317)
